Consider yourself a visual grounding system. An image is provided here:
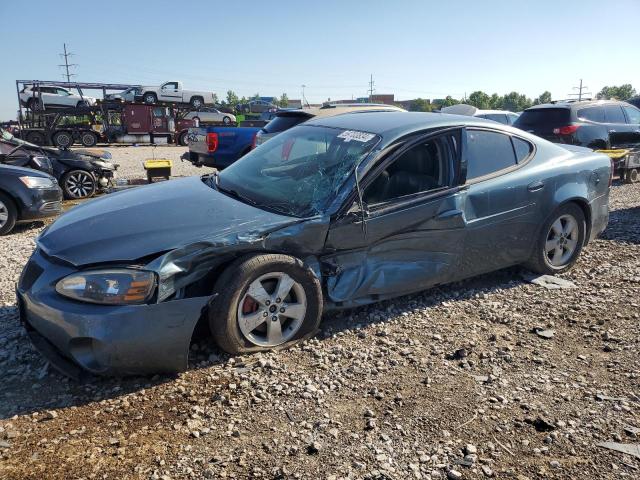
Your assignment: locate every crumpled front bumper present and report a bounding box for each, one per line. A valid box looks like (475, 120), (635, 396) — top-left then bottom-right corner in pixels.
(17, 249), (212, 377)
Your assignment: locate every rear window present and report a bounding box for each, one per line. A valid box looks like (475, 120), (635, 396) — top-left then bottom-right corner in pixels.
(466, 130), (517, 180)
(263, 114), (310, 134)
(514, 108), (571, 127)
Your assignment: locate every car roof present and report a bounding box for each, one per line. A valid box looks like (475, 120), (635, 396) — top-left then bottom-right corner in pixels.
(305, 111), (507, 139)
(525, 99), (628, 110)
(275, 104), (405, 120)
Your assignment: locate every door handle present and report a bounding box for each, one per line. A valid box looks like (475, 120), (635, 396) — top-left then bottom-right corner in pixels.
(609, 129), (617, 133)
(527, 181), (545, 192)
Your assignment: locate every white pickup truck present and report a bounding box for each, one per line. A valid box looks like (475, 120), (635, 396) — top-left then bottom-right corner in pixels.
(136, 81), (216, 108)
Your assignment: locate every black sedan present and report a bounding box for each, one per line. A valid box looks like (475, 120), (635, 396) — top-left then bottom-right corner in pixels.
(0, 164), (62, 235)
(17, 112), (611, 376)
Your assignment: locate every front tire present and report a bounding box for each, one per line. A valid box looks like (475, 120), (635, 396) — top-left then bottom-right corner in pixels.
(209, 254), (322, 355)
(222, 116), (231, 124)
(61, 170), (96, 199)
(0, 192), (17, 236)
(143, 93), (157, 105)
(178, 131), (189, 146)
(525, 203), (586, 274)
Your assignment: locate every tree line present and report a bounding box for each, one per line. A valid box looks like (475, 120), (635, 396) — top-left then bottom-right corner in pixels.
(408, 84), (637, 112)
(218, 84), (637, 111)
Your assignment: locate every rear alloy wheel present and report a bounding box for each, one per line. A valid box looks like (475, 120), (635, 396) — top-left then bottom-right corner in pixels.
(190, 97), (204, 109)
(222, 116), (231, 124)
(62, 170), (96, 199)
(209, 254), (322, 354)
(80, 131), (98, 147)
(53, 131), (74, 148)
(525, 203), (585, 274)
(178, 131), (189, 146)
(628, 168), (639, 184)
(0, 193), (17, 236)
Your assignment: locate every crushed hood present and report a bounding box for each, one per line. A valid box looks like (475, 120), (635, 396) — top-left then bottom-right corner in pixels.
(38, 176), (297, 266)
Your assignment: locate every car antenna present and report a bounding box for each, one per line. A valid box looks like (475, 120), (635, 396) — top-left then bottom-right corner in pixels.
(354, 165), (367, 236)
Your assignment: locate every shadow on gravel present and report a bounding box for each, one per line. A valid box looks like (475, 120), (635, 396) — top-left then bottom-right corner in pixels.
(600, 206), (640, 245)
(0, 265), (526, 420)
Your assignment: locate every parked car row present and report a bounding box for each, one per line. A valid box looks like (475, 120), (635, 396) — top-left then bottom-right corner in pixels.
(1, 128), (117, 200)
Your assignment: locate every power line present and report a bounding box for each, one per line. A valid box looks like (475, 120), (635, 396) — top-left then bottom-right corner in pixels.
(58, 43), (77, 82)
(568, 79), (591, 101)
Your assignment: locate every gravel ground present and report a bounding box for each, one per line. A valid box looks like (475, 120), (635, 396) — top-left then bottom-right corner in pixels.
(0, 181), (639, 479)
(81, 145), (214, 180)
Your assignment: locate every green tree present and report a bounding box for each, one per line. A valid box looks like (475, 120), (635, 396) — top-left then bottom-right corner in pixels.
(226, 90), (239, 107)
(489, 93), (502, 110)
(468, 91), (491, 109)
(597, 84), (636, 101)
(411, 98), (431, 112)
(251, 93), (261, 100)
(278, 93), (289, 108)
(442, 96), (460, 107)
(534, 91), (552, 105)
(502, 91), (532, 112)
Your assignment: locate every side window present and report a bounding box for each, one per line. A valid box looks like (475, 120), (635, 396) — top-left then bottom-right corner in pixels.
(577, 107), (605, 123)
(512, 137), (533, 163)
(508, 114), (520, 125)
(482, 113), (509, 125)
(604, 105), (626, 123)
(466, 130), (516, 181)
(623, 106), (640, 124)
(363, 134), (456, 204)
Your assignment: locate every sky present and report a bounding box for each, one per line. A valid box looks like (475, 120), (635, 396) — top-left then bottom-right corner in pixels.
(1, 0), (639, 120)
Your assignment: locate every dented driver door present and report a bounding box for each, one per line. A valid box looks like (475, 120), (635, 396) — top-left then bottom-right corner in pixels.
(323, 189), (468, 305)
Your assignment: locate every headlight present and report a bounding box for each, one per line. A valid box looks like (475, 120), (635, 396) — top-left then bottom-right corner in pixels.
(19, 176), (55, 189)
(55, 269), (156, 305)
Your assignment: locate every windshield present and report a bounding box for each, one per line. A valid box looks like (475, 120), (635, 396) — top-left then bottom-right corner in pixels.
(216, 125), (380, 217)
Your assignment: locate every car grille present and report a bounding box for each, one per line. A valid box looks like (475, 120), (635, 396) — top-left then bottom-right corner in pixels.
(19, 259), (44, 291)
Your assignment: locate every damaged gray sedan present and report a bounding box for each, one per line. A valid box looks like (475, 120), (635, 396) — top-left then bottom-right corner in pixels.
(17, 112), (611, 376)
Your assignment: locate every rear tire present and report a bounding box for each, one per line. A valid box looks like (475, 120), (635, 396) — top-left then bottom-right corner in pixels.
(190, 97), (204, 109)
(222, 116), (231, 124)
(208, 254), (322, 355)
(178, 131), (189, 146)
(80, 131), (98, 147)
(0, 192), (17, 236)
(524, 203), (586, 274)
(628, 168), (639, 184)
(53, 131), (74, 148)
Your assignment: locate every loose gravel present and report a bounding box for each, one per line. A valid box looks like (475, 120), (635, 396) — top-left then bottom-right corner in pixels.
(0, 180), (639, 479)
(87, 145), (214, 180)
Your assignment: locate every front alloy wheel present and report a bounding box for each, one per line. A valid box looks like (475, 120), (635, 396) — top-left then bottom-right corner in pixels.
(62, 170), (96, 199)
(209, 254), (322, 355)
(237, 272), (307, 347)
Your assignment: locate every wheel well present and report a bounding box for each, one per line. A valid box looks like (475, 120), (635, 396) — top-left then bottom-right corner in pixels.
(562, 198), (592, 244)
(0, 188), (20, 217)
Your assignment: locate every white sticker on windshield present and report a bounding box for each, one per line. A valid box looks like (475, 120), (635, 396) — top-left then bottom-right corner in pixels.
(337, 130), (376, 143)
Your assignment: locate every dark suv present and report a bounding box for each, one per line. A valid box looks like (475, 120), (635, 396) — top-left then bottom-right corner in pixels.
(514, 100), (640, 149)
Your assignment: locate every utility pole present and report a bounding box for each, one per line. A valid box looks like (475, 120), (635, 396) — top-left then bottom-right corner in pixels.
(58, 43), (77, 82)
(368, 74), (375, 99)
(301, 84), (307, 107)
(568, 79), (591, 101)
